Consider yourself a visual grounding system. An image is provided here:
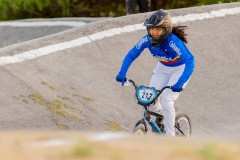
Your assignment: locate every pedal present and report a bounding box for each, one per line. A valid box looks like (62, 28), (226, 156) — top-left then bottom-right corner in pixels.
(155, 117), (164, 132)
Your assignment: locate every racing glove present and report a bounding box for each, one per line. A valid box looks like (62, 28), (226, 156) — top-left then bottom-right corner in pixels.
(171, 82), (183, 92)
(116, 73), (127, 86)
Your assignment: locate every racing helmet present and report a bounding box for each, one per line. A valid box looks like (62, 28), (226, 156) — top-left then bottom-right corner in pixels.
(144, 9), (172, 46)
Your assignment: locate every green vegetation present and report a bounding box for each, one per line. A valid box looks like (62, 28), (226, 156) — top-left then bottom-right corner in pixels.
(71, 86), (94, 102)
(57, 95), (71, 102)
(29, 92), (80, 129)
(73, 93), (94, 102)
(0, 0), (238, 20)
(106, 120), (125, 131)
(3, 40), (22, 47)
(41, 81), (55, 90)
(71, 141), (93, 157)
(28, 82), (94, 129)
(197, 143), (225, 160)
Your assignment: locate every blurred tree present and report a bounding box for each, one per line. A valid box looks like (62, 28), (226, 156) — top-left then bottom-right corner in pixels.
(0, 0), (238, 20)
(154, 0), (199, 10)
(196, 0), (239, 5)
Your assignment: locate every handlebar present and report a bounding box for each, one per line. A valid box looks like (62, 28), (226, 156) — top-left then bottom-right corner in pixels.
(124, 79), (137, 88)
(124, 79), (175, 107)
(124, 79), (171, 95)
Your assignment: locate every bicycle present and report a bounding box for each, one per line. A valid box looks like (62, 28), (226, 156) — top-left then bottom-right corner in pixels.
(124, 79), (191, 137)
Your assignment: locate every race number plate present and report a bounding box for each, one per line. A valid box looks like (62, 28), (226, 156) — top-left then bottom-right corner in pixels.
(136, 86), (157, 105)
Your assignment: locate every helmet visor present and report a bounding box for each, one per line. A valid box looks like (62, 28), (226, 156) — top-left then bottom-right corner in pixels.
(144, 10), (168, 27)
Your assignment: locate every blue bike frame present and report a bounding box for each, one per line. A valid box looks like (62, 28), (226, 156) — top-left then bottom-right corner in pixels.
(126, 79), (170, 135)
(141, 107), (166, 134)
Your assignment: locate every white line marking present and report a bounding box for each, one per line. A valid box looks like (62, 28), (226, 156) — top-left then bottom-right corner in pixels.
(90, 132), (128, 141)
(0, 7), (239, 66)
(0, 21), (86, 27)
(172, 7), (240, 23)
(39, 139), (72, 147)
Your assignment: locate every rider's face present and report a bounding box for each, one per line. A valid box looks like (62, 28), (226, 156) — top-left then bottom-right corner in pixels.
(149, 27), (163, 38)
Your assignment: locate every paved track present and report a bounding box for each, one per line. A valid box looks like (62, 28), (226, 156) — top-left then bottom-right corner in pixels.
(0, 17), (109, 48)
(0, 3), (239, 139)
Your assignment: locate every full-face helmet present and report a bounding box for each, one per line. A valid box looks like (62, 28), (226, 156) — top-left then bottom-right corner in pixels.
(144, 9), (172, 46)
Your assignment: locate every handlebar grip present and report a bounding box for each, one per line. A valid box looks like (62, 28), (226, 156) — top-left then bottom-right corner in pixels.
(169, 86), (184, 92)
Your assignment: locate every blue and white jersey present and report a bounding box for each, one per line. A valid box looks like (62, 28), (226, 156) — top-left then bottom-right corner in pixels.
(119, 33), (195, 85)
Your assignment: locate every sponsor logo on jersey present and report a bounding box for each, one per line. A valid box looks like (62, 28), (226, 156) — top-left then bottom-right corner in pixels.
(154, 55), (181, 65)
(136, 37), (148, 49)
(169, 41), (182, 55)
(153, 55), (173, 61)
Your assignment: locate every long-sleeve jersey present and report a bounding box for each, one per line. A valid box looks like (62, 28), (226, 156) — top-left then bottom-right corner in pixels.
(119, 33), (195, 86)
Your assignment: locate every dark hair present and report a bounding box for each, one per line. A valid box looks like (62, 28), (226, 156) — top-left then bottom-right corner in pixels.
(172, 26), (188, 43)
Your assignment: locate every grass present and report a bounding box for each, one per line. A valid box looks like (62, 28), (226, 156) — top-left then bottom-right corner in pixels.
(49, 99), (79, 119)
(72, 93), (94, 102)
(60, 136), (240, 160)
(3, 40), (22, 47)
(51, 117), (68, 129)
(41, 81), (55, 90)
(1, 132), (240, 160)
(57, 95), (71, 102)
(29, 92), (79, 129)
(71, 141), (93, 157)
(28, 82), (94, 129)
(106, 120), (125, 131)
(196, 142), (240, 160)
(71, 86), (94, 102)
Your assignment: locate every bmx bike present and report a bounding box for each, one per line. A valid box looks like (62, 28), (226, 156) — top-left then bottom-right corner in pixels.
(124, 79), (191, 137)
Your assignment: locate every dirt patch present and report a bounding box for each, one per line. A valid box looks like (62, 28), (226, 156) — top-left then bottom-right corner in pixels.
(0, 131), (239, 160)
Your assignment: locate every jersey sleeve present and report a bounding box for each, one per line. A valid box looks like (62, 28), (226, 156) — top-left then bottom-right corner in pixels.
(178, 56), (195, 86)
(175, 41), (195, 86)
(118, 35), (149, 76)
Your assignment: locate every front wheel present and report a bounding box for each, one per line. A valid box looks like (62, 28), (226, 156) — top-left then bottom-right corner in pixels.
(175, 114), (191, 138)
(132, 120), (147, 136)
(133, 124), (147, 135)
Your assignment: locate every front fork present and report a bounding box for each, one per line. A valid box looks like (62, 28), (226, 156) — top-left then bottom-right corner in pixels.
(133, 107), (149, 132)
(135, 107), (165, 134)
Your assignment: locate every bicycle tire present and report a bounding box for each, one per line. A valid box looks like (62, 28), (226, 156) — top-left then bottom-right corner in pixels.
(175, 114), (191, 137)
(132, 123), (147, 135)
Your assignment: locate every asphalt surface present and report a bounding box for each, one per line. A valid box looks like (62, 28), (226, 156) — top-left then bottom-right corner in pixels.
(0, 3), (239, 140)
(0, 17), (109, 48)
